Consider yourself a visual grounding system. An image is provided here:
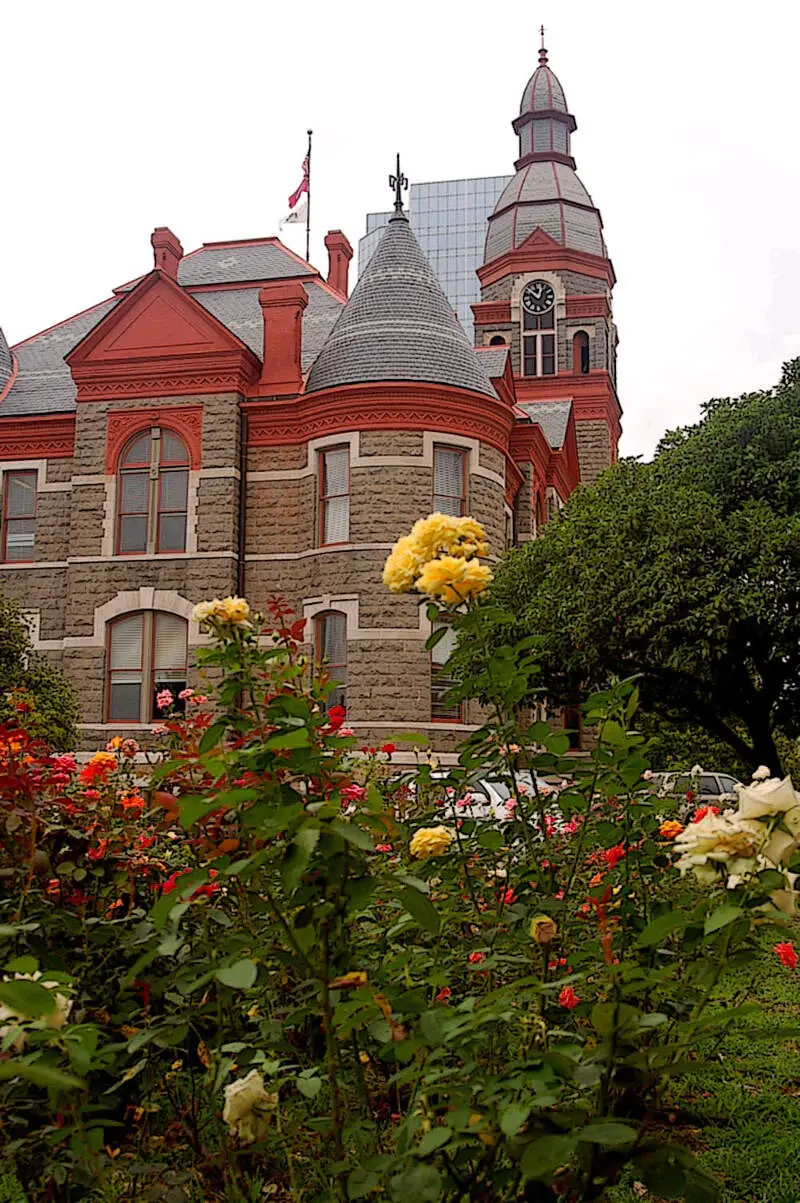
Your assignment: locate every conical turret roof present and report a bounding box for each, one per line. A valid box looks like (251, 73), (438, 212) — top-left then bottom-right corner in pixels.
(0, 328), (13, 394)
(305, 213), (494, 397)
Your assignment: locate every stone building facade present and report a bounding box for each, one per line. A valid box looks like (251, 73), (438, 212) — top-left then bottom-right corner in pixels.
(0, 46), (619, 754)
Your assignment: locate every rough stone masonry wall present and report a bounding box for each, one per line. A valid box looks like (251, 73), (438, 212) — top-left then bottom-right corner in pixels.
(575, 421), (611, 485)
(62, 392), (242, 735)
(244, 429), (506, 749)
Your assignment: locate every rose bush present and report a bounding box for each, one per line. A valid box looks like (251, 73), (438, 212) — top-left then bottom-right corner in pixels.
(0, 530), (798, 1201)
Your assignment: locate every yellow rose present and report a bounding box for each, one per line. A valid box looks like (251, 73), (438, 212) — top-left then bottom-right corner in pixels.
(215, 596), (252, 626)
(659, 820), (684, 840)
(410, 826), (453, 859)
(415, 557), (493, 605)
(410, 514), (489, 562)
(383, 535), (424, 593)
(529, 914), (558, 944)
(329, 971), (368, 990)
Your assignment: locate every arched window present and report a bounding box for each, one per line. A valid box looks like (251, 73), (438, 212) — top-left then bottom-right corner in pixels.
(573, 331), (590, 374)
(489, 334), (507, 347)
(315, 611), (347, 712)
(107, 611), (188, 723)
(117, 428), (189, 554)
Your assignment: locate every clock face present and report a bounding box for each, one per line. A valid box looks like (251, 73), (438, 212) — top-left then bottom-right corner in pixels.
(522, 279), (555, 315)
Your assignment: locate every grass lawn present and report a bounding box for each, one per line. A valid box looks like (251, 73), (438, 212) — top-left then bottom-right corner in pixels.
(609, 928), (800, 1203)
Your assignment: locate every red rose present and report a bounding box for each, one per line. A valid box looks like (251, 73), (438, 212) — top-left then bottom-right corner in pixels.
(326, 705), (346, 732)
(558, 985), (580, 1010)
(380, 743), (397, 755)
(775, 941), (797, 970)
(468, 951), (486, 965)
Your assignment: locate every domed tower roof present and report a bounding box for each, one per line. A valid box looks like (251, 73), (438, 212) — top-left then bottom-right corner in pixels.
(484, 37), (607, 265)
(0, 327), (13, 395)
(306, 210), (494, 397)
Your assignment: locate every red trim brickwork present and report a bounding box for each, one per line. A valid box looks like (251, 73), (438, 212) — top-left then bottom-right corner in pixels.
(105, 406), (203, 474)
(0, 414), (75, 460)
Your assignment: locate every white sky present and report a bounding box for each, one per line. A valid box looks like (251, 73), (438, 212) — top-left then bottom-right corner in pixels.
(2, 0), (798, 460)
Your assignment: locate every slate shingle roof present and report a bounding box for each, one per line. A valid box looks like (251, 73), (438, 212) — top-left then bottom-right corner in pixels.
(520, 63), (568, 114)
(0, 237), (346, 418)
(0, 299), (119, 417)
(305, 214), (495, 398)
(519, 400), (572, 449)
(475, 346), (510, 380)
(0, 328), (13, 393)
(485, 162), (606, 262)
(194, 279), (343, 370)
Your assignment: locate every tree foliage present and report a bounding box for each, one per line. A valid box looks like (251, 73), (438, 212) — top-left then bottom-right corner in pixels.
(0, 593), (78, 750)
(483, 360), (800, 773)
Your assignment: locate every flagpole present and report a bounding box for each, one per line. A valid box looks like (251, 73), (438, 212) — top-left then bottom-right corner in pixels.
(306, 129), (313, 264)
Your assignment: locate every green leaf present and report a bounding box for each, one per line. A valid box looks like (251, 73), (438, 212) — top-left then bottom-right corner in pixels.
(199, 720), (227, 754)
(4, 956), (38, 975)
(397, 887), (440, 935)
(521, 1133), (575, 1179)
(0, 980), (56, 1019)
(177, 794), (214, 829)
(638, 912), (687, 946)
(478, 829), (504, 850)
(266, 727), (310, 750)
(390, 1165), (441, 1202)
(704, 905), (743, 935)
(416, 1126), (452, 1156)
(296, 1075), (322, 1099)
(348, 1169), (380, 1199)
(215, 960), (258, 989)
(578, 1121), (638, 1145)
(757, 868), (787, 889)
(282, 825), (320, 893)
(0, 1061), (84, 1091)
(329, 819), (375, 851)
(500, 1104), (529, 1137)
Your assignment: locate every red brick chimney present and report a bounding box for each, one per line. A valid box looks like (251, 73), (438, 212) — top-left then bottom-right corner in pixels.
(257, 280), (308, 396)
(324, 230), (353, 298)
(151, 227), (183, 280)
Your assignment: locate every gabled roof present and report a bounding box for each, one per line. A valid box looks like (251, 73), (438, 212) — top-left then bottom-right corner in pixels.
(305, 213), (496, 398)
(0, 235), (346, 418)
(518, 400), (572, 449)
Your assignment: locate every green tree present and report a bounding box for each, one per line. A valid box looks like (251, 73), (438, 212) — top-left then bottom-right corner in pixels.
(0, 593), (79, 750)
(480, 360), (800, 775)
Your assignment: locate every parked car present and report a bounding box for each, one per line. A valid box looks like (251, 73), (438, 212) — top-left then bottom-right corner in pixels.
(649, 771), (741, 821)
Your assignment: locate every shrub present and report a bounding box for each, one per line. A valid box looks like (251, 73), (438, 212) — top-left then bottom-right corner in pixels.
(0, 543), (798, 1201)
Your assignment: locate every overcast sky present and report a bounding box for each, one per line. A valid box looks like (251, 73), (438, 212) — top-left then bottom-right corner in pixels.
(2, 0), (798, 459)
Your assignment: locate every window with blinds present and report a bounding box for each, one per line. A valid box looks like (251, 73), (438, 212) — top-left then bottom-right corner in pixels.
(315, 611), (347, 711)
(107, 611), (188, 723)
(319, 447), (350, 545)
(117, 428), (189, 555)
(431, 621), (462, 721)
(433, 446), (466, 516)
(2, 470), (37, 562)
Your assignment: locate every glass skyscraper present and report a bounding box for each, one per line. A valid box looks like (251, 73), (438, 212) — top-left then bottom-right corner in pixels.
(358, 176), (512, 340)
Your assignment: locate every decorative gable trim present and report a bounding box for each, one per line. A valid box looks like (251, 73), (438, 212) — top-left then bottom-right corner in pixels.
(478, 228), (616, 290)
(67, 270), (261, 402)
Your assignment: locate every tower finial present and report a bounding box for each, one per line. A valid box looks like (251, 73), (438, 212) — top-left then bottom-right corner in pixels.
(539, 24), (548, 65)
(389, 153), (408, 215)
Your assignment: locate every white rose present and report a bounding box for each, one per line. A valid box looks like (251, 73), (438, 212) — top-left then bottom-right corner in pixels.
(690, 765), (703, 776)
(737, 777), (800, 820)
(752, 765), (772, 781)
(223, 1070), (277, 1144)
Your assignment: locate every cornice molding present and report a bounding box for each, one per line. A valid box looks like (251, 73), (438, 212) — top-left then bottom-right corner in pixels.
(243, 381), (517, 459)
(0, 414), (75, 460)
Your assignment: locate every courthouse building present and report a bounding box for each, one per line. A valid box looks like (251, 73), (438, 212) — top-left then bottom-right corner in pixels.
(0, 43), (620, 750)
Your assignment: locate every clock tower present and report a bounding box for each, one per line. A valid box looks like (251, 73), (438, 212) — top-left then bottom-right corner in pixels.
(472, 36), (621, 482)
